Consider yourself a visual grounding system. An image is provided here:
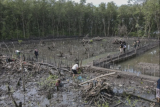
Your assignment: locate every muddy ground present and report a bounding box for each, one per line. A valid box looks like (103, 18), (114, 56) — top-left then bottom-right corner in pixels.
(0, 37), (159, 107)
(0, 62), (159, 107)
(0, 37), (153, 65)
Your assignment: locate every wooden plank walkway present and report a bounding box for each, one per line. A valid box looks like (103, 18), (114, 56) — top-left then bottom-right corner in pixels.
(93, 42), (159, 68)
(88, 66), (159, 81)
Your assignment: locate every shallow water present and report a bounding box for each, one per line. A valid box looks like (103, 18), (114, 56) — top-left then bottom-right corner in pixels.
(110, 47), (159, 76)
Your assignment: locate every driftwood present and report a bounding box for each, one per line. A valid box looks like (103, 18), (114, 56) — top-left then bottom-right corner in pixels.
(79, 72), (116, 86)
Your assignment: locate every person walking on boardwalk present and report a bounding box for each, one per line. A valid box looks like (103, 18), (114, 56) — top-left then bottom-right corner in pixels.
(133, 41), (137, 49)
(136, 40), (140, 48)
(72, 63), (79, 78)
(34, 49), (38, 59)
(123, 44), (126, 53)
(119, 43), (123, 53)
(156, 78), (160, 102)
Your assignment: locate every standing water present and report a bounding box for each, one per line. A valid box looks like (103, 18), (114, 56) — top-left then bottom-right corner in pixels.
(112, 47), (159, 76)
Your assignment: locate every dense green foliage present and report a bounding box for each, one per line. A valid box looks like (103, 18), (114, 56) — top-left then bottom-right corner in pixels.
(0, 0), (159, 40)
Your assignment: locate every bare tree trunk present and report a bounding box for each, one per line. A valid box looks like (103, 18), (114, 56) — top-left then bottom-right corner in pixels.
(79, 20), (81, 36)
(107, 19), (110, 36)
(57, 26), (58, 36)
(155, 14), (160, 40)
(69, 21), (70, 36)
(22, 12), (25, 38)
(102, 18), (106, 36)
(37, 19), (40, 37)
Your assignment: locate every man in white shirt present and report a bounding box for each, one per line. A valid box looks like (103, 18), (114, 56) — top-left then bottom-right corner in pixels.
(72, 63), (78, 77)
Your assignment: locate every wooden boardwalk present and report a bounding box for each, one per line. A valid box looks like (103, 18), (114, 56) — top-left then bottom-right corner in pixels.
(88, 66), (159, 81)
(93, 42), (158, 68)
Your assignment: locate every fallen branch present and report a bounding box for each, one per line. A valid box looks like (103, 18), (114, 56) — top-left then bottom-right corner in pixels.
(113, 102), (122, 107)
(79, 72), (116, 86)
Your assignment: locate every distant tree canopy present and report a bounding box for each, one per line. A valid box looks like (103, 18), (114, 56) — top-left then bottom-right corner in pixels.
(0, 0), (159, 40)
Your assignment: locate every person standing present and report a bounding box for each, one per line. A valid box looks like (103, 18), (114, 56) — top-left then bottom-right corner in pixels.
(15, 50), (20, 59)
(55, 79), (61, 91)
(119, 43), (123, 53)
(137, 40), (140, 48)
(156, 78), (160, 102)
(72, 63), (78, 78)
(133, 41), (137, 49)
(123, 44), (126, 53)
(34, 49), (38, 59)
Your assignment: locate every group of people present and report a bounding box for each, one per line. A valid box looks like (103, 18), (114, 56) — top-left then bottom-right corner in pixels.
(119, 40), (141, 53)
(119, 41), (126, 53)
(14, 49), (39, 59)
(133, 40), (140, 49)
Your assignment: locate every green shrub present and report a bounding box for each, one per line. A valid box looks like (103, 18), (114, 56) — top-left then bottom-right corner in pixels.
(18, 40), (23, 44)
(128, 32), (137, 37)
(89, 39), (93, 43)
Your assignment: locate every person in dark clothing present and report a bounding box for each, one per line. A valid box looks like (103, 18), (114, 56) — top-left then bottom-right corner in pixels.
(6, 58), (14, 63)
(122, 41), (126, 45)
(133, 41), (137, 49)
(156, 79), (160, 102)
(136, 40), (140, 48)
(34, 49), (38, 59)
(55, 79), (63, 91)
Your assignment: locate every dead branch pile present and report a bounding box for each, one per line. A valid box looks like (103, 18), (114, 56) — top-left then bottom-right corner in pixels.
(81, 79), (114, 106)
(0, 56), (42, 72)
(0, 55), (71, 76)
(81, 39), (93, 44)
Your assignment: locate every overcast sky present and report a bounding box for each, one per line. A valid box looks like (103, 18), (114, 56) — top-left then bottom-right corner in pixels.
(72, 0), (129, 6)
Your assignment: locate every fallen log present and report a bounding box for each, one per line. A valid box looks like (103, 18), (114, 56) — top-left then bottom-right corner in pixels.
(124, 92), (157, 103)
(79, 72), (116, 86)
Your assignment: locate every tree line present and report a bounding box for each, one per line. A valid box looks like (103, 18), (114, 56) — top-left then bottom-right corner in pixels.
(0, 0), (159, 40)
